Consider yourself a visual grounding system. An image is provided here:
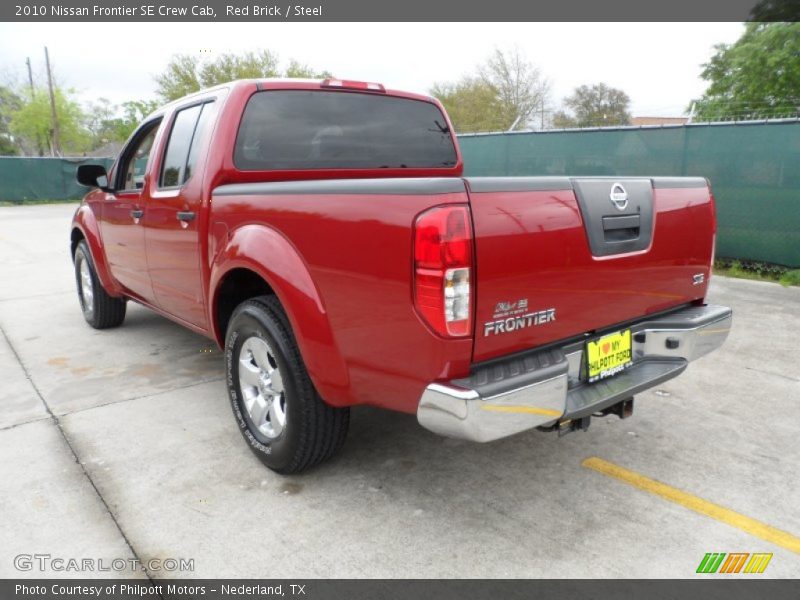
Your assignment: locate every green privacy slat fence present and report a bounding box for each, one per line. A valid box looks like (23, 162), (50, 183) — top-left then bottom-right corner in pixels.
(0, 157), (114, 203)
(1, 120), (798, 266)
(459, 120), (800, 267)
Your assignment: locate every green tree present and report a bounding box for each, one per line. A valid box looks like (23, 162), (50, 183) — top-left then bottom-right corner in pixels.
(84, 97), (117, 147)
(112, 99), (160, 141)
(748, 1), (800, 26)
(9, 86), (91, 155)
(80, 98), (161, 150)
(430, 78), (506, 133)
(154, 54), (203, 102)
(562, 83), (631, 127)
(692, 23), (800, 121)
(430, 47), (551, 133)
(198, 50), (279, 88)
(0, 86), (23, 155)
(155, 52), (331, 101)
(284, 59), (332, 79)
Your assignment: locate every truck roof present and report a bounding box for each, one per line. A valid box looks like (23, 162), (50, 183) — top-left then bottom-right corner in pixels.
(149, 78), (439, 119)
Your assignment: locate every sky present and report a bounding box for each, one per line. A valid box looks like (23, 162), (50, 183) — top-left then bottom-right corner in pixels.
(0, 22), (744, 118)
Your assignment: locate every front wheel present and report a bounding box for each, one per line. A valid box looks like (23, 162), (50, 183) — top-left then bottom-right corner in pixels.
(74, 240), (126, 329)
(225, 296), (349, 474)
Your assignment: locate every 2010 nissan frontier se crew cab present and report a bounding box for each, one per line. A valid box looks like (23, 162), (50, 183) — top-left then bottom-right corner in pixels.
(71, 78), (732, 473)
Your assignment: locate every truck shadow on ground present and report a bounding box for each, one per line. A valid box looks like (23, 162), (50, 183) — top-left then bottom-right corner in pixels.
(109, 304), (603, 496)
(323, 403), (598, 489)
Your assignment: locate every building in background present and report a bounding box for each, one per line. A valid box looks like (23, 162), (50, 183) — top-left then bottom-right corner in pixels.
(630, 116), (689, 126)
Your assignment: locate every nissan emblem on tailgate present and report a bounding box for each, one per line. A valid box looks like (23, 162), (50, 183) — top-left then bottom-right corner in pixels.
(609, 182), (629, 211)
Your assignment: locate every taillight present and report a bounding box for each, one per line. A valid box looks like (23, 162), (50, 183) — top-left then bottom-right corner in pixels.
(709, 232), (716, 282)
(709, 188), (717, 282)
(321, 79), (386, 92)
(413, 205), (473, 337)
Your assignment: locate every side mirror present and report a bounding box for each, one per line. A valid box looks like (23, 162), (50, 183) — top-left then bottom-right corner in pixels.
(76, 164), (111, 191)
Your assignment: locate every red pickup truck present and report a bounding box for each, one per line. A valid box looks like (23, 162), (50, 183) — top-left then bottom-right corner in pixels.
(72, 79), (732, 473)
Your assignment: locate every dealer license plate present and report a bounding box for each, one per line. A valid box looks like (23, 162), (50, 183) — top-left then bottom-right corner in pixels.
(586, 329), (633, 383)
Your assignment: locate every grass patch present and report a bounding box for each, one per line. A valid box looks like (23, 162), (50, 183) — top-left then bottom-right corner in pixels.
(779, 269), (800, 287)
(714, 258), (800, 287)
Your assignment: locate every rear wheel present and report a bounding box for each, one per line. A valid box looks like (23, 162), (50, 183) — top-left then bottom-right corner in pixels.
(73, 240), (126, 329)
(225, 295), (349, 474)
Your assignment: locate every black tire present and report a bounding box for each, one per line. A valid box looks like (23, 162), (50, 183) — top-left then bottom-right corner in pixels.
(74, 240), (126, 329)
(225, 295), (349, 474)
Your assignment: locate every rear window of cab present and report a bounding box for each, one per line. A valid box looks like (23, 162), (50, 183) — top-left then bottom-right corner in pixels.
(233, 90), (458, 171)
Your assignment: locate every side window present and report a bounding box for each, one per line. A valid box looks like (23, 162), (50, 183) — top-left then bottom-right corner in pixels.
(185, 103), (215, 182)
(159, 102), (215, 188)
(119, 121), (160, 192)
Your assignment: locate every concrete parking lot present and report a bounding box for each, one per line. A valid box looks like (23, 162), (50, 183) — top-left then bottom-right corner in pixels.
(1, 203), (798, 579)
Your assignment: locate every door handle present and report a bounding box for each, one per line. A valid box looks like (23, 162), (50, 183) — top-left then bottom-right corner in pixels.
(130, 209), (144, 219)
(176, 211), (196, 222)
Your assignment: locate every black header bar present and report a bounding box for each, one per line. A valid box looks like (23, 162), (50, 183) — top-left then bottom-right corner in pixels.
(3, 0), (797, 22)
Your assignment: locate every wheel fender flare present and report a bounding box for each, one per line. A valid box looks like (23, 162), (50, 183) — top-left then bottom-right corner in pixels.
(210, 224), (350, 406)
(71, 205), (123, 297)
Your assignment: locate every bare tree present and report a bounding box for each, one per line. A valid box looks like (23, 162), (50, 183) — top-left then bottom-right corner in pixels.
(563, 83), (631, 127)
(479, 47), (551, 130)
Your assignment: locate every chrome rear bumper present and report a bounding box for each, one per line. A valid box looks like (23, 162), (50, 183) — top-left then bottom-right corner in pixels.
(416, 304), (732, 442)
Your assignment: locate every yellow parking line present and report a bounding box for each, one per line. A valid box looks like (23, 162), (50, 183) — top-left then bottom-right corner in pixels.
(582, 457), (800, 554)
(697, 328), (731, 336)
(480, 404), (562, 417)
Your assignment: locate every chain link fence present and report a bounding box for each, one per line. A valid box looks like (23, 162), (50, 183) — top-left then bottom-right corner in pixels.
(0, 156), (114, 203)
(1, 120), (798, 266)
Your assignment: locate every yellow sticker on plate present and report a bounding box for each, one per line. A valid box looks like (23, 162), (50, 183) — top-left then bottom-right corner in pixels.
(586, 329), (632, 383)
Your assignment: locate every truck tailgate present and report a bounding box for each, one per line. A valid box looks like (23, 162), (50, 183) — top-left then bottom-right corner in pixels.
(466, 177), (715, 363)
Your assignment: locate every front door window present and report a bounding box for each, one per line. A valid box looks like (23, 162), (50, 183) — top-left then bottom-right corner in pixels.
(120, 126), (158, 192)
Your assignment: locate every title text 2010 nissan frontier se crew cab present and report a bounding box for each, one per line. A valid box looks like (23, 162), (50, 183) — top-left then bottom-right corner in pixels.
(71, 78), (732, 473)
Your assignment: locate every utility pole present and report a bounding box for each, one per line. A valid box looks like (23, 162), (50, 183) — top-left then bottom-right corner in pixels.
(25, 57), (35, 97)
(44, 46), (61, 157)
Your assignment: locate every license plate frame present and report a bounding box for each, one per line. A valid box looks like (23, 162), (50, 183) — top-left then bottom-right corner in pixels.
(586, 329), (633, 383)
